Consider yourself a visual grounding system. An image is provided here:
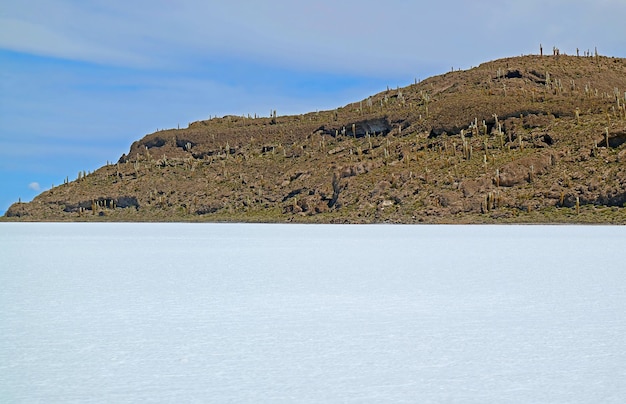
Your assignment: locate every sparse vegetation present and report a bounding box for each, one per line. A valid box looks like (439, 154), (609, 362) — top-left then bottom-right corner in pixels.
(4, 54), (626, 223)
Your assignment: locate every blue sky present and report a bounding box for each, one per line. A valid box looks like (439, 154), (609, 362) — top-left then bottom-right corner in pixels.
(1, 1), (625, 214)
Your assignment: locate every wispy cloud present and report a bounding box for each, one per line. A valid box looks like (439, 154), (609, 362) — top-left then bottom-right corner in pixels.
(3, 1), (624, 76)
(0, 17), (148, 66)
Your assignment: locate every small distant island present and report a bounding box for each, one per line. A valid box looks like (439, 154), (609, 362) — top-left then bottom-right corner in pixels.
(5, 53), (626, 223)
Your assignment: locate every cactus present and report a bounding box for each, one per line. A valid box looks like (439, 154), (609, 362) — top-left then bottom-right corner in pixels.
(497, 123), (505, 148)
(460, 130), (471, 160)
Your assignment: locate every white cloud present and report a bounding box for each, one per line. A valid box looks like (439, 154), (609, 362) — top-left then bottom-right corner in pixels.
(28, 182), (41, 191)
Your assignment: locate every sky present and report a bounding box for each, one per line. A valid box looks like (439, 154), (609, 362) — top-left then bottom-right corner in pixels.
(1, 1), (625, 214)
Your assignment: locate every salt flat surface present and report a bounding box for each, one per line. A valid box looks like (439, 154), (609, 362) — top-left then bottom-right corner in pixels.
(1, 223), (626, 403)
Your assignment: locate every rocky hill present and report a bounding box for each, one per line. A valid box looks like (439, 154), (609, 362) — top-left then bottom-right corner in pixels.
(5, 54), (626, 223)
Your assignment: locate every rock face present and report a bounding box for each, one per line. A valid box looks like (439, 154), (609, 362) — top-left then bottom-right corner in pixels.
(5, 54), (626, 223)
(497, 154), (554, 187)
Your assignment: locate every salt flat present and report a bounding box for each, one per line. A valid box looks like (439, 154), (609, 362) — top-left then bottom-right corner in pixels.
(1, 224), (625, 402)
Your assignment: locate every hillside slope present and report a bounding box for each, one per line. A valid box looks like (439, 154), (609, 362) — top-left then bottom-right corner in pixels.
(5, 54), (626, 223)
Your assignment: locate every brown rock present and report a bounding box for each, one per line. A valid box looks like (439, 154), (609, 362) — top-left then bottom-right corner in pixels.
(460, 177), (493, 197)
(497, 154), (553, 187)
